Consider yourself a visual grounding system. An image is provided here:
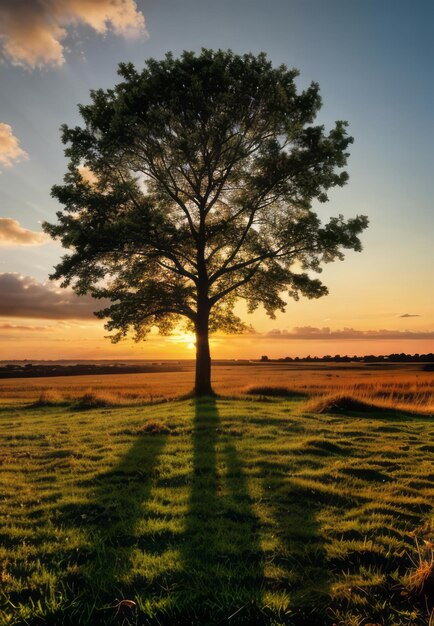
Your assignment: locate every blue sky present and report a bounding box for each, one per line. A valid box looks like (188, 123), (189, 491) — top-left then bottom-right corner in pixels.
(0, 0), (433, 358)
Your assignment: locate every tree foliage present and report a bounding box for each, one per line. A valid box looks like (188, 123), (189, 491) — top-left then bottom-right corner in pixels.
(44, 49), (368, 392)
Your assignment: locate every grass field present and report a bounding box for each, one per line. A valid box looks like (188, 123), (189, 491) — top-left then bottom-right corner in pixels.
(1, 362), (433, 415)
(1, 368), (434, 625)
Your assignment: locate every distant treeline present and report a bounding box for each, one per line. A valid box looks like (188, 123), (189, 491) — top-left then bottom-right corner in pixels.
(0, 363), (183, 379)
(260, 353), (434, 363)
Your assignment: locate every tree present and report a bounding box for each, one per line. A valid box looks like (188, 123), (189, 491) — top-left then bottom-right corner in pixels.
(44, 49), (368, 396)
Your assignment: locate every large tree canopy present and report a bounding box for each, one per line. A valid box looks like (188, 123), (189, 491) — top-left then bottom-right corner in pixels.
(44, 49), (368, 395)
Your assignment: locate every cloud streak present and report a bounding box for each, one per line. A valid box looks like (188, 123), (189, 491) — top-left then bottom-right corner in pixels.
(0, 0), (146, 69)
(0, 218), (48, 246)
(399, 313), (421, 318)
(264, 326), (434, 340)
(0, 323), (53, 331)
(0, 273), (106, 320)
(0, 123), (28, 167)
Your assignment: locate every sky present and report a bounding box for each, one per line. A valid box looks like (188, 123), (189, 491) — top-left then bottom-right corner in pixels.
(0, 0), (433, 360)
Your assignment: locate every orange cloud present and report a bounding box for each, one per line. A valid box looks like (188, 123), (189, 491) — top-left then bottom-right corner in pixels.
(0, 123), (28, 167)
(0, 273), (108, 320)
(78, 164), (98, 185)
(0, 218), (48, 246)
(0, 0), (146, 69)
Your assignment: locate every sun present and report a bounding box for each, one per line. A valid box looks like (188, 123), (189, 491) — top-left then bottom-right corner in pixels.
(169, 331), (196, 350)
(182, 332), (196, 350)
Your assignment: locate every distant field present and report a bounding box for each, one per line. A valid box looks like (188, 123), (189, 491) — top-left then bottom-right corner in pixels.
(1, 397), (434, 624)
(0, 362), (433, 415)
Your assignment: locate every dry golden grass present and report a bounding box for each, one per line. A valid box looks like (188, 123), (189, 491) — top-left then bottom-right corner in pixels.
(303, 393), (378, 414)
(305, 390), (434, 416)
(406, 537), (434, 597)
(0, 362), (433, 414)
(30, 389), (64, 407)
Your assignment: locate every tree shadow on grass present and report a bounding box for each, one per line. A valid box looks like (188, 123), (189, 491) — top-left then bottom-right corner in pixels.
(180, 398), (332, 625)
(56, 399), (332, 625)
(178, 397), (265, 624)
(262, 468), (332, 625)
(59, 429), (168, 624)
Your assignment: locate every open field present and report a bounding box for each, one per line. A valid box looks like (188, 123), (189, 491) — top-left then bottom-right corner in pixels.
(0, 362), (433, 415)
(1, 391), (434, 625)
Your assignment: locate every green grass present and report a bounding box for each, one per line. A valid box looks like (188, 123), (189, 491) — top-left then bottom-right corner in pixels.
(1, 398), (434, 625)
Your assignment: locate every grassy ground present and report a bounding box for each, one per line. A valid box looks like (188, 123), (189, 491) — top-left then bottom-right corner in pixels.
(1, 396), (434, 625)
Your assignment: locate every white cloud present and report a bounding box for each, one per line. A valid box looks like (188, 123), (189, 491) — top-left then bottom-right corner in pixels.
(0, 218), (48, 246)
(0, 123), (28, 167)
(0, 0), (147, 69)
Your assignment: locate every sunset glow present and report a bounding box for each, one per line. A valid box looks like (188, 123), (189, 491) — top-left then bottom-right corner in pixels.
(0, 1), (432, 361)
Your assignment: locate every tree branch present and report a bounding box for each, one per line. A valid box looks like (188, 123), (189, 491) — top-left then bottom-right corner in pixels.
(210, 263), (262, 304)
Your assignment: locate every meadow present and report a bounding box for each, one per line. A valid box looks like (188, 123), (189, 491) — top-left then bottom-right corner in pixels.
(0, 361), (433, 415)
(1, 363), (434, 625)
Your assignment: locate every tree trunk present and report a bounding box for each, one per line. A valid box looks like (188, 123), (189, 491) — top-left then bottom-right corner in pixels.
(194, 306), (214, 396)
